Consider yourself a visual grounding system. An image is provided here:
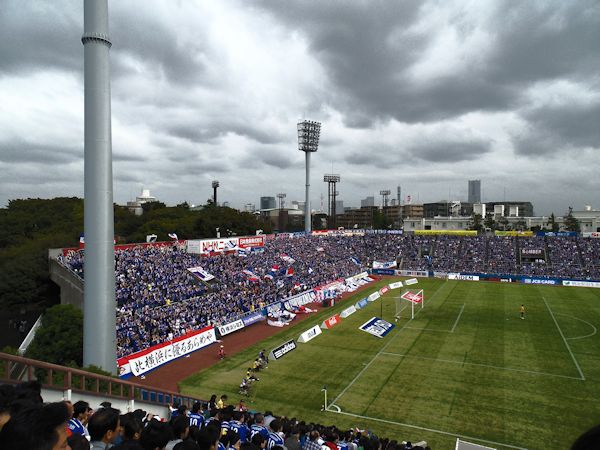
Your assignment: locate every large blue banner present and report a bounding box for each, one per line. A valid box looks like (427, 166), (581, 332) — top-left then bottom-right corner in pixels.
(372, 268), (396, 275)
(535, 231), (578, 237)
(359, 317), (395, 338)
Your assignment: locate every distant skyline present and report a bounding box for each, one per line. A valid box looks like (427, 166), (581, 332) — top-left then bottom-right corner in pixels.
(1, 1), (599, 216)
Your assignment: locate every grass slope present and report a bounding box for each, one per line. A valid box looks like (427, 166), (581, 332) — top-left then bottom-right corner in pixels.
(180, 278), (600, 450)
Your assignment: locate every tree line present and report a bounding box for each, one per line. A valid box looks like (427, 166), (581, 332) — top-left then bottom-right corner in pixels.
(0, 197), (272, 310)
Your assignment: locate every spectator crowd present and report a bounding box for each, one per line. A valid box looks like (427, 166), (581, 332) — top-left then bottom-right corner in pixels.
(0, 380), (432, 450)
(58, 234), (600, 357)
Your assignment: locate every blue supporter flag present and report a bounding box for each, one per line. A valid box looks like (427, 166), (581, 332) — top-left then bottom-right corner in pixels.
(351, 256), (361, 266)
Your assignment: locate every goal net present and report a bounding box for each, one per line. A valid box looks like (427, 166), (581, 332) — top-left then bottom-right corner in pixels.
(394, 289), (424, 321)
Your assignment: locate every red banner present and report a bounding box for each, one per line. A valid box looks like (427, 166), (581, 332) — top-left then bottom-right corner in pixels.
(62, 240), (183, 257)
(400, 291), (423, 304)
(379, 286), (390, 295)
(238, 235), (265, 248)
(322, 314), (341, 329)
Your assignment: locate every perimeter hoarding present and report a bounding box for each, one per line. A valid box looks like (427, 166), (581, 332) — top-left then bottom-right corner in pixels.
(118, 326), (216, 378)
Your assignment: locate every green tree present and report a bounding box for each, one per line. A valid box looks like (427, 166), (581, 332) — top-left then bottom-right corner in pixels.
(497, 216), (509, 231)
(468, 214), (484, 232)
(484, 214), (496, 231)
(26, 304), (83, 366)
(563, 207), (581, 232)
(373, 209), (392, 230)
(546, 213), (560, 232)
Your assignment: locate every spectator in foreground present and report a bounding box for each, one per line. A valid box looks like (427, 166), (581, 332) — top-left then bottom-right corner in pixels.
(302, 430), (321, 450)
(113, 412), (144, 449)
(69, 433), (92, 450)
(89, 407), (121, 450)
(167, 415), (191, 450)
(141, 419), (172, 450)
(572, 423), (600, 449)
(69, 400), (92, 438)
(0, 401), (70, 450)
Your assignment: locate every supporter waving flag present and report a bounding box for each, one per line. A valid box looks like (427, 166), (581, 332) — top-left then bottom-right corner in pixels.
(168, 233), (178, 240)
(350, 256), (361, 266)
(286, 267), (294, 277)
(242, 269), (260, 282)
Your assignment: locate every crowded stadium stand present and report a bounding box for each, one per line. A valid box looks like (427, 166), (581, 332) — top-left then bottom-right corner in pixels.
(54, 232), (600, 360)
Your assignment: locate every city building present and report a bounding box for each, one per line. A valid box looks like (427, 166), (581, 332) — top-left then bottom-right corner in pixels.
(468, 180), (481, 204)
(260, 196), (276, 210)
(127, 188), (158, 216)
(361, 196), (375, 207)
(486, 201), (534, 217)
(336, 206), (378, 229)
(402, 204), (424, 219)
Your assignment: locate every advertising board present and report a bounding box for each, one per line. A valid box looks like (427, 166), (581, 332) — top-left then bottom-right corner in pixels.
(359, 317), (395, 338)
(270, 340), (297, 360)
(321, 314), (341, 329)
(340, 305), (357, 318)
(217, 319), (244, 336)
(298, 325), (322, 343)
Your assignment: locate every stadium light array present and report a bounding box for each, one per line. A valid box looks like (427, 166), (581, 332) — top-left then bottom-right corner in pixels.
(298, 120), (322, 233)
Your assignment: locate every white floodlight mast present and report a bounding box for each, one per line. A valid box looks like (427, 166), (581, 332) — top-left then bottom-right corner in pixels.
(82, 0), (116, 372)
(298, 121), (321, 234)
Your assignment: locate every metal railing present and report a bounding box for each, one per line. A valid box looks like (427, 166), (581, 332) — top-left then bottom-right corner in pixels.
(0, 352), (204, 408)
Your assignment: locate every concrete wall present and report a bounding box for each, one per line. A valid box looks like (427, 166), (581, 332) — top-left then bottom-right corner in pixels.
(42, 387), (171, 420)
(48, 254), (84, 310)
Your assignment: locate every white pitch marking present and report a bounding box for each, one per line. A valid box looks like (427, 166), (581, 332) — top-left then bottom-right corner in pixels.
(329, 281), (449, 408)
(450, 303), (466, 333)
(380, 352), (583, 381)
(327, 409), (529, 450)
(556, 313), (598, 341)
(542, 297), (585, 380)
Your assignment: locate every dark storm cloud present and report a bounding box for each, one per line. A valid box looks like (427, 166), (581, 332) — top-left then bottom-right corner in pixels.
(167, 122), (287, 145)
(410, 139), (491, 163)
(258, 0), (600, 125)
(0, 1), (81, 75)
(345, 138), (490, 167)
(486, 2), (600, 85)
(114, 152), (146, 162)
(513, 102), (600, 156)
(166, 125), (223, 144)
(0, 141), (81, 164)
(109, 10), (211, 85)
(240, 147), (297, 170)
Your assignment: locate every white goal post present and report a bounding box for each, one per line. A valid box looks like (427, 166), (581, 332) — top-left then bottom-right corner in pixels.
(394, 289), (424, 321)
(455, 438), (497, 450)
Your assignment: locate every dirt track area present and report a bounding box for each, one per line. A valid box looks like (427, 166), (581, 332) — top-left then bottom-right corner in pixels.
(137, 276), (381, 392)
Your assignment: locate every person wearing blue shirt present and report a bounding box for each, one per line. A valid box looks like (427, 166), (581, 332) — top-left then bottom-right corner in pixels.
(267, 419), (285, 449)
(189, 402), (205, 429)
(68, 401), (91, 438)
(229, 411), (250, 443)
(250, 413), (270, 440)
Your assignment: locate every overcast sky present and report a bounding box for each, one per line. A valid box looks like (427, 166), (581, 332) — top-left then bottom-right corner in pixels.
(1, 0), (599, 215)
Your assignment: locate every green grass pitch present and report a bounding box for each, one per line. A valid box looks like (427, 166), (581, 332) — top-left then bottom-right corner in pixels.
(179, 278), (600, 450)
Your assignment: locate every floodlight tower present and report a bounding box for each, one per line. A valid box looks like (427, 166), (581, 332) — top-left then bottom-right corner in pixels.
(298, 120), (322, 234)
(212, 180), (219, 205)
(82, 0), (116, 372)
(323, 174), (340, 229)
(380, 190), (391, 208)
(277, 192), (286, 210)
